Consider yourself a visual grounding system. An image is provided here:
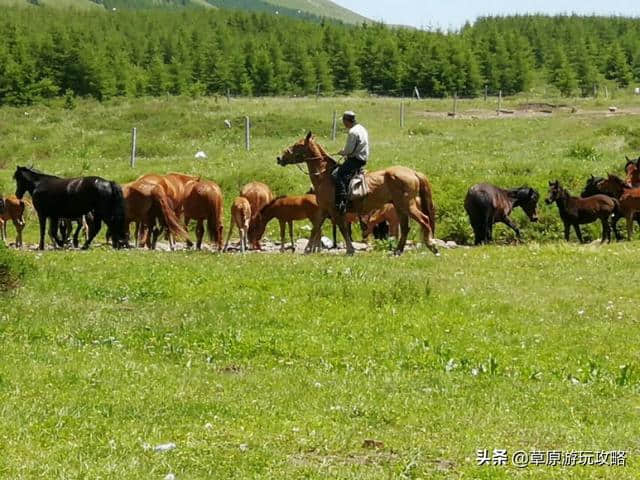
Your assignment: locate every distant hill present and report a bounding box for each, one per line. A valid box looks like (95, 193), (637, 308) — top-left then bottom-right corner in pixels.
(0, 0), (369, 24)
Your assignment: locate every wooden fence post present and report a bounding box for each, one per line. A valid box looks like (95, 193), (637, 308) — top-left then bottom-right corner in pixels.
(400, 101), (405, 127)
(130, 127), (137, 168)
(244, 116), (250, 151)
(331, 111), (338, 141)
(453, 92), (458, 117)
(497, 90), (502, 115)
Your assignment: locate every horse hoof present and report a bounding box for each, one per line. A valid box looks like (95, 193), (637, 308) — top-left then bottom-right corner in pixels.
(346, 249), (355, 256)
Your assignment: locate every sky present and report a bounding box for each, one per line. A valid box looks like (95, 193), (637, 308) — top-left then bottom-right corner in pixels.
(333, 0), (640, 30)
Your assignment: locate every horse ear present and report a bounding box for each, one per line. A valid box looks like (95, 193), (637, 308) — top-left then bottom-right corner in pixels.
(305, 132), (313, 143)
(626, 156), (631, 162)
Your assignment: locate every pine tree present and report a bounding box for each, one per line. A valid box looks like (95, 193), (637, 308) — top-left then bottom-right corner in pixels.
(548, 46), (577, 96)
(605, 42), (633, 87)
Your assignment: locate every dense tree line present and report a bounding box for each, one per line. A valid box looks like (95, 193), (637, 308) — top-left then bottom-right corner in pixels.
(1, 8), (640, 106)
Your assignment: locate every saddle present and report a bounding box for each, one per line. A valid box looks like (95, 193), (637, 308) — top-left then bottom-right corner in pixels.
(349, 172), (369, 200)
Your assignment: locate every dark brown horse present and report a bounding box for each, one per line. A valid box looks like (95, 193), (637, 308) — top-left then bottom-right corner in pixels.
(596, 174), (640, 240)
(277, 133), (437, 256)
(625, 156), (640, 187)
(546, 180), (617, 243)
(14, 166), (126, 250)
(464, 183), (539, 245)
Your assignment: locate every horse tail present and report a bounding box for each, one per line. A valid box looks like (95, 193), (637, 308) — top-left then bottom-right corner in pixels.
(416, 172), (436, 235)
(109, 181), (126, 240)
(152, 187), (190, 242)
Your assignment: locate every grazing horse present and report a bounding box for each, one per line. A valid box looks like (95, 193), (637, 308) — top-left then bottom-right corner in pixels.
(546, 180), (617, 243)
(0, 195), (26, 247)
(277, 133), (437, 256)
(183, 179), (224, 251)
(361, 203), (404, 241)
(595, 174), (640, 240)
(135, 172), (199, 244)
(122, 180), (190, 249)
(13, 166), (126, 250)
(240, 181), (274, 250)
(464, 183), (539, 245)
(625, 156), (640, 187)
(581, 175), (640, 240)
(224, 197), (251, 253)
(248, 194), (326, 252)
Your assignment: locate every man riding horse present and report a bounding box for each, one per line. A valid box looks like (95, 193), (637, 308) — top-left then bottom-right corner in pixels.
(335, 111), (369, 214)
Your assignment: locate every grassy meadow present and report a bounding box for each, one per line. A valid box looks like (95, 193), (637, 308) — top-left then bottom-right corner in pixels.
(1, 94), (640, 478)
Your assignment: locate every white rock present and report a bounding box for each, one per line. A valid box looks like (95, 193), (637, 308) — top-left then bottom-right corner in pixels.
(153, 443), (176, 453)
(224, 119), (232, 128)
(195, 151), (207, 159)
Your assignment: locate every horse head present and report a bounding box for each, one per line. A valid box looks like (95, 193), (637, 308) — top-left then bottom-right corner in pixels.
(581, 175), (605, 198)
(545, 180), (563, 205)
(277, 132), (315, 166)
(13, 165), (36, 199)
(516, 187), (540, 222)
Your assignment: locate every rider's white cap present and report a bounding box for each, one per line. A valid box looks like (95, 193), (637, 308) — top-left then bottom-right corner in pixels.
(342, 111), (356, 121)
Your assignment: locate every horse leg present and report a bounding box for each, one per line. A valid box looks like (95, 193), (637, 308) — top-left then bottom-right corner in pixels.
(564, 223), (571, 242)
(223, 218), (234, 252)
(573, 224), (584, 243)
(501, 216), (521, 241)
(612, 212), (622, 241)
(240, 227), (246, 254)
(289, 221), (295, 252)
(15, 219), (23, 248)
(408, 202), (438, 254)
(82, 216), (102, 250)
(395, 213), (410, 255)
(305, 216), (324, 254)
(332, 220), (338, 249)
(37, 213), (47, 250)
(600, 217), (610, 243)
(49, 217), (63, 248)
(72, 219), (82, 248)
(195, 219), (204, 250)
(337, 216), (355, 255)
(0, 220), (5, 245)
(279, 220), (286, 252)
(627, 213), (634, 241)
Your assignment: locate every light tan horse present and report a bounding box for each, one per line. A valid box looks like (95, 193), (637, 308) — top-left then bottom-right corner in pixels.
(224, 197), (251, 253)
(277, 133), (438, 255)
(240, 181), (274, 250)
(0, 195), (26, 247)
(248, 194), (326, 252)
(183, 179), (224, 250)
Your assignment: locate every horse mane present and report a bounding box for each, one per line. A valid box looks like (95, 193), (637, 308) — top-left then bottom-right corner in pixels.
(261, 195), (287, 212)
(310, 139), (337, 167)
(607, 173), (625, 185)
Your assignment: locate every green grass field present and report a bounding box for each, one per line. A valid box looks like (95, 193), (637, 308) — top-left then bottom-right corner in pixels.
(1, 94), (640, 478)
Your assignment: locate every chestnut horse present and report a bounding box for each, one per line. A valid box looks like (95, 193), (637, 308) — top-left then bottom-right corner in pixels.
(224, 197), (251, 253)
(240, 181), (274, 250)
(123, 180), (190, 249)
(277, 133), (437, 256)
(0, 195), (26, 247)
(248, 194), (326, 252)
(546, 180), (617, 243)
(361, 203), (403, 241)
(596, 174), (640, 240)
(625, 156), (640, 187)
(135, 172), (199, 244)
(183, 179), (224, 250)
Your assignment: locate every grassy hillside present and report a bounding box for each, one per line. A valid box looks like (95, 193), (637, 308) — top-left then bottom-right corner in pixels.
(0, 0), (368, 23)
(264, 0), (368, 23)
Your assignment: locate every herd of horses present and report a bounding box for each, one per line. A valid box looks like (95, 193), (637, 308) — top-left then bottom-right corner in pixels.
(2, 134), (640, 254)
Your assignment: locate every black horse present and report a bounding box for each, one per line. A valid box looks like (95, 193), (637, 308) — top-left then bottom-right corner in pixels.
(464, 183), (539, 245)
(13, 166), (126, 250)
